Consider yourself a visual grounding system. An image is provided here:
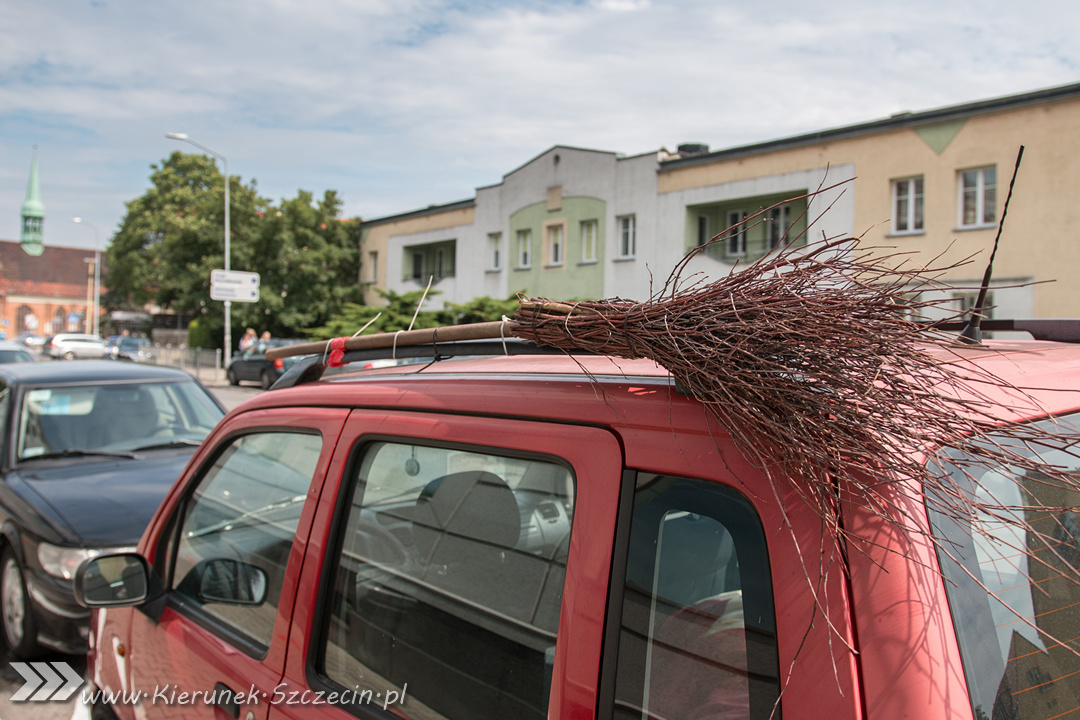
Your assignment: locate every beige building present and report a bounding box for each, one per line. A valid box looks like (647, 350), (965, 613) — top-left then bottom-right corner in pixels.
(361, 82), (1080, 320)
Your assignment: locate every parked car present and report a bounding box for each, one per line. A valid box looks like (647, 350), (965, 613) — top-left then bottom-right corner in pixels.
(0, 340), (37, 364)
(226, 338), (305, 388)
(13, 332), (44, 350)
(77, 328), (1080, 720)
(0, 361), (225, 657)
(43, 332), (108, 360)
(110, 336), (155, 363)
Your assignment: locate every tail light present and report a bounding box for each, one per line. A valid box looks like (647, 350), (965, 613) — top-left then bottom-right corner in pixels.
(273, 358), (283, 370)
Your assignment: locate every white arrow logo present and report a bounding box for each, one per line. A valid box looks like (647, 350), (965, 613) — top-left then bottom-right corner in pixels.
(9, 662), (84, 702)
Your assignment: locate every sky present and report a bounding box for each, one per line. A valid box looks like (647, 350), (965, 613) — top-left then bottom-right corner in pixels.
(1, 0), (1077, 251)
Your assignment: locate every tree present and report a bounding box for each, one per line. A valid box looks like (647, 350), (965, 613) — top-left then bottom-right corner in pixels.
(104, 153), (361, 348)
(308, 288), (447, 340)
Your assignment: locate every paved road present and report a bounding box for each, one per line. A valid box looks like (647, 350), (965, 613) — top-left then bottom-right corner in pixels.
(0, 382), (263, 720)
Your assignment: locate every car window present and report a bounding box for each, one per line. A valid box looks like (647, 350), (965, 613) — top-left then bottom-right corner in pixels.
(0, 349), (33, 362)
(17, 381), (224, 458)
(321, 440), (575, 720)
(930, 414), (1080, 720)
(171, 431), (323, 651)
(610, 474), (781, 720)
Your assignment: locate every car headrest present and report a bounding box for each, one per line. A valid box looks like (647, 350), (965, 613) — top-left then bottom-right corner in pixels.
(412, 471), (520, 561)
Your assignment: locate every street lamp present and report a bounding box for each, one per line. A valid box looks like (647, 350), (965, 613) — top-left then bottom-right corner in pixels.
(71, 218), (101, 337)
(165, 133), (232, 367)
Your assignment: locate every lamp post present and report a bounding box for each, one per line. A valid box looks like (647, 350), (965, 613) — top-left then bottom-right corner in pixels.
(165, 133), (232, 367)
(71, 218), (101, 336)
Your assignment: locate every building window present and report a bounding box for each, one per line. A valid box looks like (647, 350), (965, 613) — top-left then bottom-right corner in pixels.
(958, 166), (996, 227)
(435, 249), (446, 279)
(726, 210), (747, 257)
(581, 220), (598, 262)
(548, 224), (564, 266)
(766, 204), (792, 250)
(517, 229), (531, 268)
(412, 251), (424, 281)
(367, 251), (378, 283)
(488, 233), (501, 270)
(892, 177), (924, 234)
(618, 215), (636, 258)
(697, 215), (710, 247)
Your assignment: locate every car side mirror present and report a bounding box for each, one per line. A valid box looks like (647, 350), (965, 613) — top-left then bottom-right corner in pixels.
(74, 553), (150, 608)
(196, 558), (268, 606)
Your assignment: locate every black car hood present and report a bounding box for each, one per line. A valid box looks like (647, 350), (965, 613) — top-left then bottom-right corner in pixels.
(14, 450), (194, 547)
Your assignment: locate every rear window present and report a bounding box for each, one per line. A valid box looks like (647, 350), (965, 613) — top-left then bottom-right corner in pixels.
(930, 414), (1080, 719)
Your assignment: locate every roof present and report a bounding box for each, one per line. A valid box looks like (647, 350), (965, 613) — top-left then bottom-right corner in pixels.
(0, 359), (197, 385)
(235, 338), (1080, 429)
(0, 239), (103, 299)
(659, 81), (1080, 170)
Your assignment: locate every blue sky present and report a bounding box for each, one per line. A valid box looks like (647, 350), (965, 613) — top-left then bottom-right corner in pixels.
(1, 0), (1076, 250)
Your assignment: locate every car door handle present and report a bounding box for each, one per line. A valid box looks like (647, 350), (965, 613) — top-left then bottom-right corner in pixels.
(213, 682), (240, 719)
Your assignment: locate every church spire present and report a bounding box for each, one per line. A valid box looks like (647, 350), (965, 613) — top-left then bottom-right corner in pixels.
(20, 147), (44, 256)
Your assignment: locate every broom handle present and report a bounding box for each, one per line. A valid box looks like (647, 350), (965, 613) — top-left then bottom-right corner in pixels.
(264, 320), (515, 361)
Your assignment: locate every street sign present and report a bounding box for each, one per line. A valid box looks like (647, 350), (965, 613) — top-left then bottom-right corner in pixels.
(210, 269), (260, 302)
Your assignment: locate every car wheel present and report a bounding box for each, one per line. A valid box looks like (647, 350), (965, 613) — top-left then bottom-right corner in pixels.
(1, 547), (38, 659)
(260, 370), (274, 390)
(62, 351), (76, 361)
(227, 369), (240, 386)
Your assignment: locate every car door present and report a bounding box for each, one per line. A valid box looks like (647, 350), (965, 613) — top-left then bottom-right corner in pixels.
(268, 410), (624, 720)
(97, 408), (349, 720)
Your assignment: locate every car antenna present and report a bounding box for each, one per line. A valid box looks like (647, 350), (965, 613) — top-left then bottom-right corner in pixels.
(957, 145), (1024, 345)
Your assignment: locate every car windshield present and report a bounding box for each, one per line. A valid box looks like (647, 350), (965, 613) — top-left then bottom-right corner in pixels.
(17, 380), (224, 460)
(0, 349), (34, 363)
(929, 413), (1080, 720)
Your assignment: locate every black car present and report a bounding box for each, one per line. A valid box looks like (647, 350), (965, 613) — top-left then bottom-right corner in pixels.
(226, 338), (305, 389)
(0, 360), (225, 657)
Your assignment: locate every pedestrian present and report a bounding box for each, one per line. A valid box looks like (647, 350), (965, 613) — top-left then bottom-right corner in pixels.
(239, 328), (257, 353)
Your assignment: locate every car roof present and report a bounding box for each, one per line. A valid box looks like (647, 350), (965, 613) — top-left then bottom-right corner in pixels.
(0, 341), (33, 352)
(0, 359), (196, 384)
(237, 338), (1080, 428)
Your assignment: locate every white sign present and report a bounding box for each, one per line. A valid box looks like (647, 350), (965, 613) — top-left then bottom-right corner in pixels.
(210, 269), (260, 302)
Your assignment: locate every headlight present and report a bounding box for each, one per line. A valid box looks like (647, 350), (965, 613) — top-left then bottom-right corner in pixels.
(37, 543), (102, 580)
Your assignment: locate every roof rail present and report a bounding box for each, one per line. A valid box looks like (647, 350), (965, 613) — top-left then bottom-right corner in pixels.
(931, 319), (1080, 343)
(270, 338), (592, 390)
(269, 319), (1080, 390)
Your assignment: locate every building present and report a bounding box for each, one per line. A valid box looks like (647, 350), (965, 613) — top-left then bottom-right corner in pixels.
(0, 239), (99, 338)
(360, 82), (1080, 322)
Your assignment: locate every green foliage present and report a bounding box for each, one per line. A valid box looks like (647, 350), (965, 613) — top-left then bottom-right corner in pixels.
(441, 293), (523, 325)
(187, 318), (212, 349)
(307, 288), (448, 340)
(104, 152), (361, 349)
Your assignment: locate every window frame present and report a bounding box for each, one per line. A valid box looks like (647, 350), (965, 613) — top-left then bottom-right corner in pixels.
(617, 215), (636, 259)
(581, 220), (598, 262)
(892, 176), (925, 235)
(488, 232), (502, 271)
(726, 210), (747, 258)
(517, 228), (532, 269)
(957, 165), (997, 229)
(546, 222), (565, 267)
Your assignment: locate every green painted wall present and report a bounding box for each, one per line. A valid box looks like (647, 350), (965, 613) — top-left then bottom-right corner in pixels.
(685, 192), (808, 264)
(509, 196), (606, 300)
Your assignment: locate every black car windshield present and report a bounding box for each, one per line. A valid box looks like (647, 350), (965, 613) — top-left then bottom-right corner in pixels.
(17, 380), (224, 460)
(929, 413), (1080, 720)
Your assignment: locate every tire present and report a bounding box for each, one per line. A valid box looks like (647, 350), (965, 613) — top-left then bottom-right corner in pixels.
(1, 547), (38, 659)
(227, 368), (240, 386)
(62, 351), (76, 361)
(260, 370), (274, 390)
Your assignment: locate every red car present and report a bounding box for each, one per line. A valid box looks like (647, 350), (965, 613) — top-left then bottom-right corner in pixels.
(76, 334), (1080, 720)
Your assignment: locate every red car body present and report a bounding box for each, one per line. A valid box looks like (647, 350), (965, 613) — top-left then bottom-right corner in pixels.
(82, 339), (1080, 720)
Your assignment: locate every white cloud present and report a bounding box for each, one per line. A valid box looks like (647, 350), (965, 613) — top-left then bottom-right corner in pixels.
(1, 0), (1077, 247)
